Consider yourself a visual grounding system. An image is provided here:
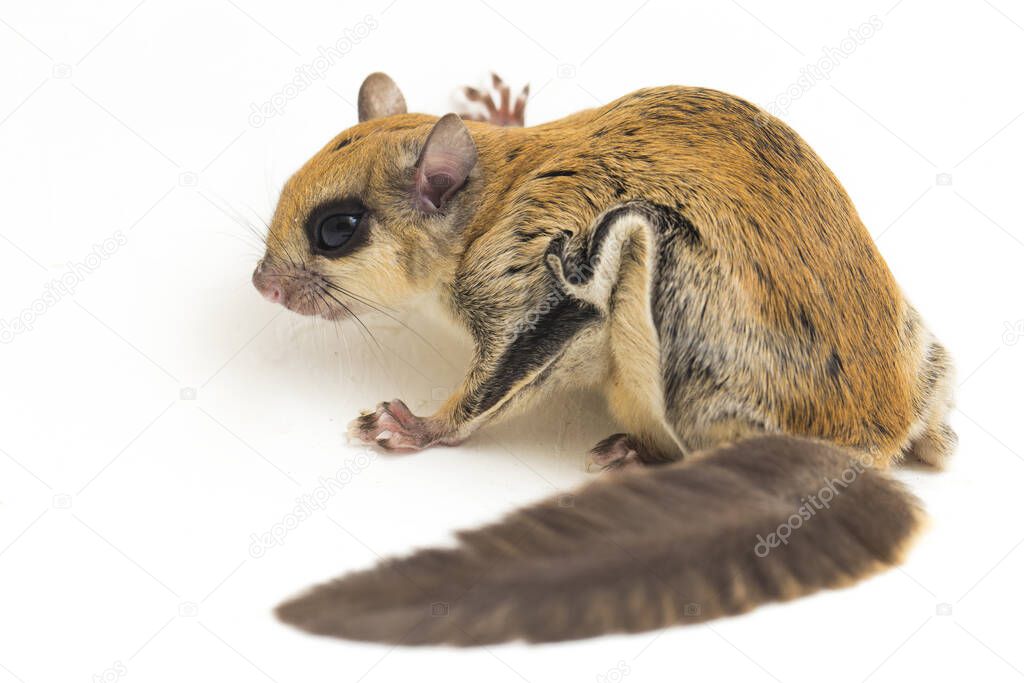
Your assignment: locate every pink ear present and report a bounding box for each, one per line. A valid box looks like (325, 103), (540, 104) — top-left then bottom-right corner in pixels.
(414, 114), (478, 212)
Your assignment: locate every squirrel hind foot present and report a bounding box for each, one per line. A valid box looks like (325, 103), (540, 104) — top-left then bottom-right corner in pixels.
(587, 433), (673, 473)
(458, 73), (528, 127)
(906, 422), (957, 468)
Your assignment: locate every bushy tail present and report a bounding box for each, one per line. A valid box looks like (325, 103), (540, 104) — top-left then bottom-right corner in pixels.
(276, 435), (924, 645)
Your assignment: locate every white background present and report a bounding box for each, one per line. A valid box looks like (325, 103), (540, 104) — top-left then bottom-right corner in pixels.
(1, 1), (1023, 681)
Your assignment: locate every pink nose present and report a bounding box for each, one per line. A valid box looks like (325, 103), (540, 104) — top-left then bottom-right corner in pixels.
(261, 283), (283, 304)
(252, 265), (284, 304)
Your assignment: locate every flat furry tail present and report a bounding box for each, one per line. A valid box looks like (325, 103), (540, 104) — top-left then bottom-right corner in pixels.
(276, 435), (924, 645)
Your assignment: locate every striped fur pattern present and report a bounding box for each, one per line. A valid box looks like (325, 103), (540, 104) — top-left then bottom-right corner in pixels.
(256, 74), (956, 644)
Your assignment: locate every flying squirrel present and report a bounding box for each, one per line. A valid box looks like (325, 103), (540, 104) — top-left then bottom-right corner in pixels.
(253, 72), (956, 645)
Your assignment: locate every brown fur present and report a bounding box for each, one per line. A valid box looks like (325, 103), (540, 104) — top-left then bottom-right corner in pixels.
(276, 435), (924, 645)
(255, 76), (956, 644)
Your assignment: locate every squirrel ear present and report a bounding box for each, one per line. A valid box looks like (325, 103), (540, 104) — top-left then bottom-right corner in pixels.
(358, 72), (407, 122)
(414, 113), (478, 212)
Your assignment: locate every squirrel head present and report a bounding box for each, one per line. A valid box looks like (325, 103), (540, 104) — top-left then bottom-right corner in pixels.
(252, 72), (479, 320)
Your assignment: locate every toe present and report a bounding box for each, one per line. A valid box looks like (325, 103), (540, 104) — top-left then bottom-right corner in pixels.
(384, 398), (416, 425)
(587, 434), (644, 472)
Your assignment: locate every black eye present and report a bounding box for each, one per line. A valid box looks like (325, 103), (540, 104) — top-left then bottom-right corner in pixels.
(316, 213), (361, 251)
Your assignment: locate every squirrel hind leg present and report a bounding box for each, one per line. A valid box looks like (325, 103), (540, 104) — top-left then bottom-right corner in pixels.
(904, 334), (958, 467)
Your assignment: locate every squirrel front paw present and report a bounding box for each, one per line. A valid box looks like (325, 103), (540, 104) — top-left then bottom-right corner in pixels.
(348, 399), (429, 451)
(347, 399), (451, 452)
